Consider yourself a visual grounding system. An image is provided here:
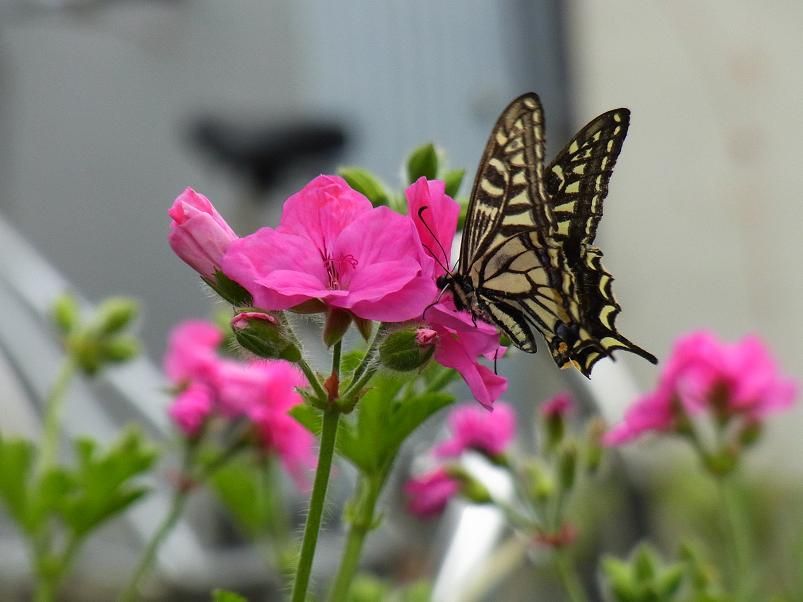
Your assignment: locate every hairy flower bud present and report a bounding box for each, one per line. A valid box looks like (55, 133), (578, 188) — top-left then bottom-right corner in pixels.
(379, 327), (436, 371)
(231, 310), (301, 362)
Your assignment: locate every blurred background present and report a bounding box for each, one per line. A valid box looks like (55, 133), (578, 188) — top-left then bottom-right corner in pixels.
(1, 0), (803, 600)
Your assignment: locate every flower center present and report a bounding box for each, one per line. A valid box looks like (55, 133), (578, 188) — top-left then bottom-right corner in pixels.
(323, 252), (358, 289)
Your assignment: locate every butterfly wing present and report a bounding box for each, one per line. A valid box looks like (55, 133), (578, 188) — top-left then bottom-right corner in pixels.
(546, 109), (657, 374)
(460, 93), (555, 271)
(470, 229), (579, 356)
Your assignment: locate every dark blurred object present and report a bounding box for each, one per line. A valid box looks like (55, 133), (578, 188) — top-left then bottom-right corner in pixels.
(188, 116), (348, 195)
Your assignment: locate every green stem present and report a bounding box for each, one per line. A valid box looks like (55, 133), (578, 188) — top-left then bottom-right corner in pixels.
(327, 475), (382, 602)
(331, 340), (342, 380)
(119, 488), (189, 602)
(291, 409), (340, 602)
(296, 357), (329, 405)
(118, 442), (201, 602)
(458, 535), (529, 602)
(555, 549), (588, 602)
(38, 358), (77, 474)
(343, 325), (384, 399)
(717, 473), (752, 601)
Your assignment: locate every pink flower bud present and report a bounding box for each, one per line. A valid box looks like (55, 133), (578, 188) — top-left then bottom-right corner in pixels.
(168, 187), (237, 279)
(404, 467), (460, 518)
(231, 311), (278, 331)
(540, 392), (573, 418)
(415, 328), (438, 347)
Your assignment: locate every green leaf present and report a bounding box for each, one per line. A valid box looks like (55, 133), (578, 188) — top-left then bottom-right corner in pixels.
(212, 589), (248, 602)
(0, 435), (35, 529)
(339, 167), (391, 207)
(60, 428), (157, 535)
(406, 143), (439, 184)
(210, 458), (274, 536)
(443, 168), (465, 198)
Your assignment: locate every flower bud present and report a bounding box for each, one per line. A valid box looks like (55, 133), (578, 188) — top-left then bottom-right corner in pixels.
(231, 310), (301, 362)
(540, 392), (573, 452)
(100, 336), (140, 363)
(379, 327), (436, 372)
(95, 297), (138, 335)
(522, 459), (554, 504)
(585, 417), (606, 474)
(323, 308), (352, 347)
(738, 419), (763, 448)
(558, 443), (578, 492)
(446, 466), (493, 505)
(168, 187), (237, 279)
(52, 294), (80, 335)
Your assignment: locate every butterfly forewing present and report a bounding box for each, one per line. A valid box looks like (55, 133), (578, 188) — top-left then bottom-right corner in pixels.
(461, 94), (556, 271)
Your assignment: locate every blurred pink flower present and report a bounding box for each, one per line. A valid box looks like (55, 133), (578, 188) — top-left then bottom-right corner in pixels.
(168, 382), (213, 437)
(222, 175), (437, 322)
(216, 359), (314, 483)
(168, 188), (237, 279)
(425, 298), (507, 409)
(404, 467), (460, 518)
(605, 330), (796, 445)
(405, 177), (459, 278)
(163, 320), (223, 386)
(540, 392), (574, 418)
(435, 402), (516, 458)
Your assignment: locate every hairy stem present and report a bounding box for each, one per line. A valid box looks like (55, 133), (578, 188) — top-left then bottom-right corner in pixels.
(327, 475), (382, 602)
(291, 409), (340, 602)
(38, 358), (77, 473)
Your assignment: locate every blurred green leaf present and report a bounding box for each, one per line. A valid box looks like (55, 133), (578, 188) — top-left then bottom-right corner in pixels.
(60, 428), (157, 535)
(210, 457), (274, 536)
(0, 435), (36, 531)
(339, 167), (392, 207)
(211, 589), (248, 602)
(443, 168), (465, 198)
(406, 143), (439, 184)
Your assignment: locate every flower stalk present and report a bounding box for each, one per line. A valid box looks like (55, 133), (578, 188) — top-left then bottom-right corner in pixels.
(291, 408), (340, 602)
(327, 474), (382, 602)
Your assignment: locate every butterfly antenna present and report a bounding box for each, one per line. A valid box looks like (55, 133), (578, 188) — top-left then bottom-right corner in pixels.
(416, 206), (452, 274)
(422, 283), (450, 320)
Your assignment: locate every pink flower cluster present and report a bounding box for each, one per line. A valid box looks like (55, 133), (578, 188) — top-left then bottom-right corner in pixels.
(605, 330), (796, 445)
(164, 320), (313, 482)
(404, 402), (516, 517)
(167, 176), (507, 407)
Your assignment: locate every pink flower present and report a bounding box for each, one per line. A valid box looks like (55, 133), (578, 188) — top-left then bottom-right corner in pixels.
(425, 298), (507, 408)
(168, 382), (213, 437)
(435, 402), (516, 458)
(604, 330), (796, 445)
(405, 177), (459, 277)
(215, 359), (314, 483)
(168, 188), (237, 279)
(163, 320), (224, 386)
(540, 392), (574, 418)
(222, 175), (437, 322)
(404, 467), (460, 517)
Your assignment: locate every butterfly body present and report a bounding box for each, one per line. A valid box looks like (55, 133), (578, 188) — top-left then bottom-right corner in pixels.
(438, 93), (656, 377)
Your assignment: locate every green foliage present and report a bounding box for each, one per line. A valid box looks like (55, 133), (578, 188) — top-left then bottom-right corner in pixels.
(211, 589), (249, 602)
(601, 544), (687, 602)
(339, 167), (392, 207)
(405, 143), (439, 184)
(347, 575), (432, 602)
(210, 457), (276, 537)
(0, 429), (156, 540)
(443, 168), (465, 198)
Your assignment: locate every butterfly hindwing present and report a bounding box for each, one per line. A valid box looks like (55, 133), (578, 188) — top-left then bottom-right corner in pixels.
(545, 109), (657, 373)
